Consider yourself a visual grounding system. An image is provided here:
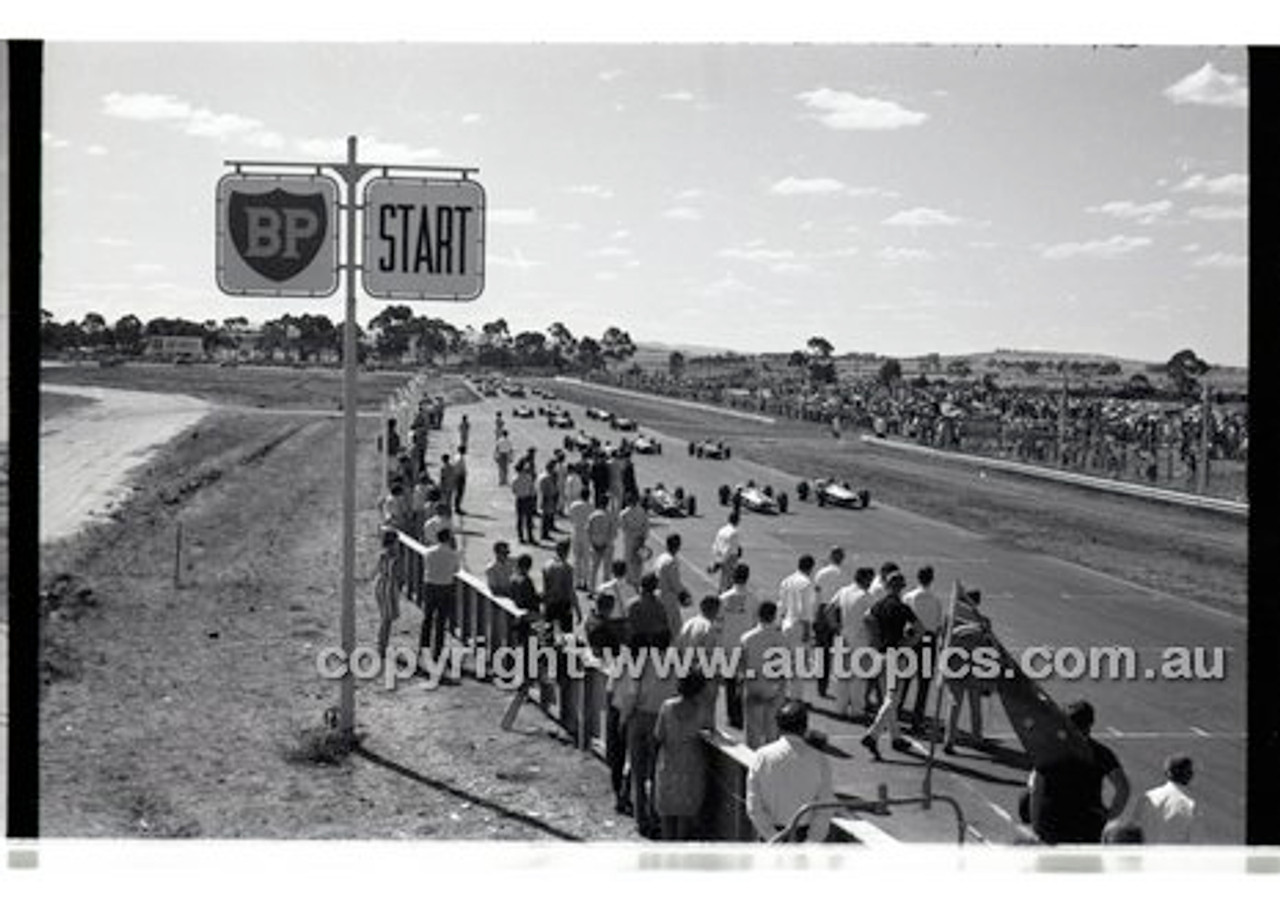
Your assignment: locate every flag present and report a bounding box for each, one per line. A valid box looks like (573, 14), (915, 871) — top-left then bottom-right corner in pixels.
(943, 580), (1092, 771)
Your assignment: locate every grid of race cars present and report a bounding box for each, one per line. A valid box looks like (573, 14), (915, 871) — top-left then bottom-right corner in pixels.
(484, 377), (871, 518)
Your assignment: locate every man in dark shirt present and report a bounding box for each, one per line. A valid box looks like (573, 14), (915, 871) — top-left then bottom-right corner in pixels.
(508, 553), (541, 647)
(625, 572), (672, 650)
(542, 539), (580, 637)
(1029, 700), (1130, 843)
(860, 572), (920, 760)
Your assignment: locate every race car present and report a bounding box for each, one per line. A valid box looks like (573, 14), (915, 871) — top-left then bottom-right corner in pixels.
(632, 434), (663, 455)
(585, 407), (614, 422)
(690, 439), (731, 460)
(797, 477), (871, 509)
(512, 405), (535, 419)
(547, 410), (576, 429)
(642, 483), (697, 518)
(563, 431), (596, 452)
(610, 416), (638, 432)
(718, 480), (788, 515)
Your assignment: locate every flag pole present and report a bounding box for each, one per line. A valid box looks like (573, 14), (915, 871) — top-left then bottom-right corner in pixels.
(923, 580), (960, 806)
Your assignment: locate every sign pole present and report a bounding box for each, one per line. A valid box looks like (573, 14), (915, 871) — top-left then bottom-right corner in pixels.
(339, 135), (359, 740)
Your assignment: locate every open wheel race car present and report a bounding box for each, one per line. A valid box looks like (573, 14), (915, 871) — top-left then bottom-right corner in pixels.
(797, 478), (871, 509)
(690, 439), (731, 460)
(511, 405), (535, 419)
(547, 410), (576, 429)
(631, 434), (663, 455)
(642, 483), (697, 517)
(718, 480), (788, 515)
(610, 416), (639, 432)
(563, 430), (597, 452)
(585, 407), (614, 422)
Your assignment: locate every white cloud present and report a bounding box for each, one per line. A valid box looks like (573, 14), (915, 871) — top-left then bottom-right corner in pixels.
(131, 262), (167, 275)
(489, 208), (538, 225)
(1188, 205), (1247, 221)
(595, 271), (619, 282)
(589, 246), (633, 258)
(1086, 200), (1173, 225)
(103, 91), (280, 145)
(797, 87), (928, 130)
(702, 273), (758, 297)
(297, 135), (443, 163)
(877, 247), (935, 263)
(1164, 63), (1248, 109)
(611, 229), (632, 240)
(1181, 243), (1202, 253)
(42, 132), (71, 149)
(461, 113), (484, 124)
(1041, 235), (1153, 260)
(85, 144), (109, 156)
(1176, 173), (1248, 196)
(770, 176), (846, 196)
(102, 91), (193, 121)
(489, 249), (541, 270)
(565, 184), (615, 199)
(661, 90), (695, 103)
(717, 246), (797, 263)
(770, 263), (815, 276)
(598, 69), (624, 82)
(675, 188), (704, 200)
(883, 207), (965, 228)
(1193, 252), (1247, 270)
(662, 206), (702, 221)
(95, 237), (132, 247)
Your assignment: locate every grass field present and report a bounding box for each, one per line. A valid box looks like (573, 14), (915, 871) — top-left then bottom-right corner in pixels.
(38, 367), (636, 839)
(42, 362), (421, 411)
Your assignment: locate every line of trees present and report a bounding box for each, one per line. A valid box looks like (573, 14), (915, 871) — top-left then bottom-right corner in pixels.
(39, 306), (638, 374)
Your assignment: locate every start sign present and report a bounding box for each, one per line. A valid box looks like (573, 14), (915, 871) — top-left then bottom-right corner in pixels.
(216, 173), (339, 297)
(362, 177), (485, 301)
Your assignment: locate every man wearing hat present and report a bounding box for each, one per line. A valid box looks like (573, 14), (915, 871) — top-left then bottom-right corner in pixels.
(860, 570), (921, 760)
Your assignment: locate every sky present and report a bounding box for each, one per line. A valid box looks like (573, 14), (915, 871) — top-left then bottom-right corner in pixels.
(38, 42), (1249, 365)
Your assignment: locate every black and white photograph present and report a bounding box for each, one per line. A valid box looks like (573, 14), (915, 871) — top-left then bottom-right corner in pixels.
(2, 7), (1273, 908)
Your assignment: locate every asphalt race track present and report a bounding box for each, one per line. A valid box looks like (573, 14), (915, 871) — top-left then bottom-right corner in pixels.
(449, 384), (1245, 844)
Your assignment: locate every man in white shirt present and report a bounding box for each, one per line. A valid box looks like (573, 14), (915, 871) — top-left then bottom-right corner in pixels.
(901, 565), (944, 733)
(1133, 755), (1196, 843)
(746, 701), (835, 842)
(676, 595), (724, 729)
(566, 485), (593, 590)
(586, 499), (618, 590)
(618, 493), (650, 587)
(718, 563), (758, 731)
(740, 601), (789, 749)
(419, 527), (461, 679)
(709, 511), (743, 594)
(831, 567), (877, 718)
(812, 547), (849, 698)
(653, 533), (691, 637)
(777, 554), (817, 702)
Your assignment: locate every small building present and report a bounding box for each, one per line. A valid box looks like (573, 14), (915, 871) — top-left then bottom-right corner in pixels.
(145, 335), (205, 360)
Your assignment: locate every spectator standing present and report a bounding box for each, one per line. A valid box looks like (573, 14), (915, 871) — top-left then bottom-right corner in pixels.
(567, 485), (593, 589)
(860, 572), (920, 759)
(654, 533), (692, 638)
(374, 528), (402, 658)
(675, 596), (723, 728)
(614, 632), (677, 839)
(437, 454), (459, 513)
(778, 554), (818, 702)
(900, 565), (944, 733)
(709, 511), (743, 594)
(494, 431), (514, 486)
(1133, 755), (1196, 844)
(746, 701), (835, 842)
(740, 601), (789, 749)
(1028, 700), (1131, 844)
(626, 572), (672, 649)
(537, 460), (560, 541)
(419, 527), (461, 680)
(618, 494), (650, 587)
(458, 413), (471, 451)
(812, 547), (850, 698)
(586, 497), (618, 589)
(654, 670), (711, 841)
(484, 541), (514, 598)
(718, 563), (758, 731)
(452, 446), (469, 515)
(511, 461), (537, 545)
(542, 539), (581, 638)
(831, 566), (877, 718)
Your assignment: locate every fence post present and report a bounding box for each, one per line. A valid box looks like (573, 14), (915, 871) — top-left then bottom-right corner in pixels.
(1197, 384), (1210, 494)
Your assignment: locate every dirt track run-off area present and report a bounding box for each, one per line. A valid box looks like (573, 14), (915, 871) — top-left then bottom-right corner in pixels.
(39, 367), (637, 840)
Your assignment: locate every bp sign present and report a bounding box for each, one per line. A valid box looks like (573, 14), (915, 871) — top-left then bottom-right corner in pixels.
(216, 173), (339, 297)
(362, 177), (485, 301)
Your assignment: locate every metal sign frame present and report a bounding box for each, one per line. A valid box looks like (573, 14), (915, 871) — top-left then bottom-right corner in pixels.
(217, 139), (482, 742)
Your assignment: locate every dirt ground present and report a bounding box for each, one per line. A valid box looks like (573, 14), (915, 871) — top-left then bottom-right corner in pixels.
(38, 370), (636, 840)
(543, 380), (1246, 617)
